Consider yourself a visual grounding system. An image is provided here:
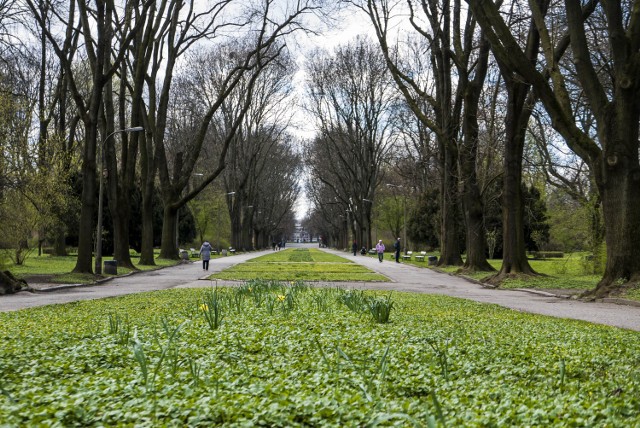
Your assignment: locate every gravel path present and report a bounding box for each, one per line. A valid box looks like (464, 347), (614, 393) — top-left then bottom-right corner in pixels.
(3, 244), (640, 332)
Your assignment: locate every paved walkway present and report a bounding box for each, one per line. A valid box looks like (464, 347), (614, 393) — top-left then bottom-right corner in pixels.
(3, 244), (640, 332)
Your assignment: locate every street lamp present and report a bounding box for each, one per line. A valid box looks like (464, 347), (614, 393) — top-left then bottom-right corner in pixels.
(95, 126), (144, 274)
(386, 184), (407, 253)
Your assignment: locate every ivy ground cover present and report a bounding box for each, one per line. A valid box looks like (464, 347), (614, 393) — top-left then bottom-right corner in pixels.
(209, 248), (388, 282)
(1, 281), (640, 426)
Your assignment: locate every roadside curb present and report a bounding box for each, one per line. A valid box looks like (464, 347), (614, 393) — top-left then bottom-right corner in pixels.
(511, 288), (573, 299)
(599, 297), (640, 308)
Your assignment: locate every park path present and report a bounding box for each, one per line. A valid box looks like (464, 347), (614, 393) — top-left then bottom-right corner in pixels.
(2, 244), (640, 332)
(319, 246), (640, 332)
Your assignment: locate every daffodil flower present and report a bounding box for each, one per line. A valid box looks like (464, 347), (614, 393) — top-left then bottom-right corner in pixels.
(277, 295), (286, 302)
(200, 303), (208, 311)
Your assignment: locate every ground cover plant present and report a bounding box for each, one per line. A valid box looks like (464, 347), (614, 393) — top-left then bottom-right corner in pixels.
(1, 282), (639, 426)
(210, 248), (388, 282)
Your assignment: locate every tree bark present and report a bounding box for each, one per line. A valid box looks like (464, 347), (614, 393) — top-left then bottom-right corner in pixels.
(589, 102), (640, 297)
(438, 138), (464, 266)
(0, 271), (31, 295)
(459, 33), (494, 272)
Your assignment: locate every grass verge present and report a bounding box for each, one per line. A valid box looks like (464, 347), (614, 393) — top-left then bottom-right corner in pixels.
(8, 254), (181, 284)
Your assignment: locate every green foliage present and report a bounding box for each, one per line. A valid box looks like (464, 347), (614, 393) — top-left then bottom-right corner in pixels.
(368, 294), (395, 324)
(406, 189), (440, 250)
(546, 192), (593, 252)
(483, 183), (551, 256)
(2, 288), (640, 426)
(200, 288), (225, 330)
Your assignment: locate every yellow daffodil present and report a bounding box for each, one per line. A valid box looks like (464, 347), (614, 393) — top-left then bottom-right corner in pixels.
(200, 303), (208, 311)
(277, 294), (286, 302)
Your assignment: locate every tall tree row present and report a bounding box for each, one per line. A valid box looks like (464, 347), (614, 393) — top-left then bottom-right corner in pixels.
(466, 0), (639, 296)
(17, 0), (323, 274)
(304, 38), (398, 251)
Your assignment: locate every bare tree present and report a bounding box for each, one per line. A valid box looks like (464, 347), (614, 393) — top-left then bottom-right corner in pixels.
(349, 0), (492, 268)
(467, 0), (636, 297)
(146, 1), (321, 259)
(305, 38), (398, 251)
(25, 0), (150, 273)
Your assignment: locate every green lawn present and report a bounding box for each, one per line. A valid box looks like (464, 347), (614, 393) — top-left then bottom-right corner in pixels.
(7, 253), (180, 284)
(1, 282), (639, 426)
(433, 257), (601, 290)
(394, 251), (640, 300)
(210, 248), (389, 282)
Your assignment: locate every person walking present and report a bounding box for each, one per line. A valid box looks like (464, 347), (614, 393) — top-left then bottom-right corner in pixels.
(394, 237), (401, 263)
(352, 241), (358, 256)
(375, 240), (385, 263)
(199, 240), (213, 271)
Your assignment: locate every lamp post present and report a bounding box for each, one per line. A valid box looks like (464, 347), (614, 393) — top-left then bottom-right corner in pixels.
(95, 126), (144, 274)
(386, 184), (406, 253)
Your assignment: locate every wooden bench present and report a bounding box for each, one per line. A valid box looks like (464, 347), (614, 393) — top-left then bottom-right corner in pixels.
(190, 248), (199, 258)
(402, 251), (413, 261)
(415, 251), (427, 262)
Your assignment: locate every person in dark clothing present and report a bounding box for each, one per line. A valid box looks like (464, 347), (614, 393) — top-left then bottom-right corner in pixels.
(394, 237), (401, 263)
(199, 240), (213, 271)
(352, 241), (358, 256)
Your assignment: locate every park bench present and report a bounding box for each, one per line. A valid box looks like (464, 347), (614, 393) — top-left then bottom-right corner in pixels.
(402, 251), (413, 261)
(415, 251), (427, 262)
(427, 255), (438, 266)
(190, 248), (198, 258)
(368, 248), (376, 255)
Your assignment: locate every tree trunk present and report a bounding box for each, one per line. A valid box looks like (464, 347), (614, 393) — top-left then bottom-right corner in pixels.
(159, 205), (179, 259)
(0, 271), (31, 295)
(460, 151), (494, 271)
(138, 182), (156, 265)
(460, 35), (494, 272)
(438, 140), (463, 266)
(486, 77), (537, 284)
(72, 130), (99, 274)
(585, 101), (640, 297)
(53, 227), (67, 256)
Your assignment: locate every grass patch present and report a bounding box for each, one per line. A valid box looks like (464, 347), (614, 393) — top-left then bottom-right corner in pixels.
(251, 248), (352, 263)
(1, 284), (639, 426)
(210, 248), (388, 282)
(427, 254), (617, 295)
(9, 254), (180, 284)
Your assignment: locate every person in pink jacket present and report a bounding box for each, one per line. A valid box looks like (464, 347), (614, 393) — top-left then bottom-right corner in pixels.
(375, 240), (385, 263)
